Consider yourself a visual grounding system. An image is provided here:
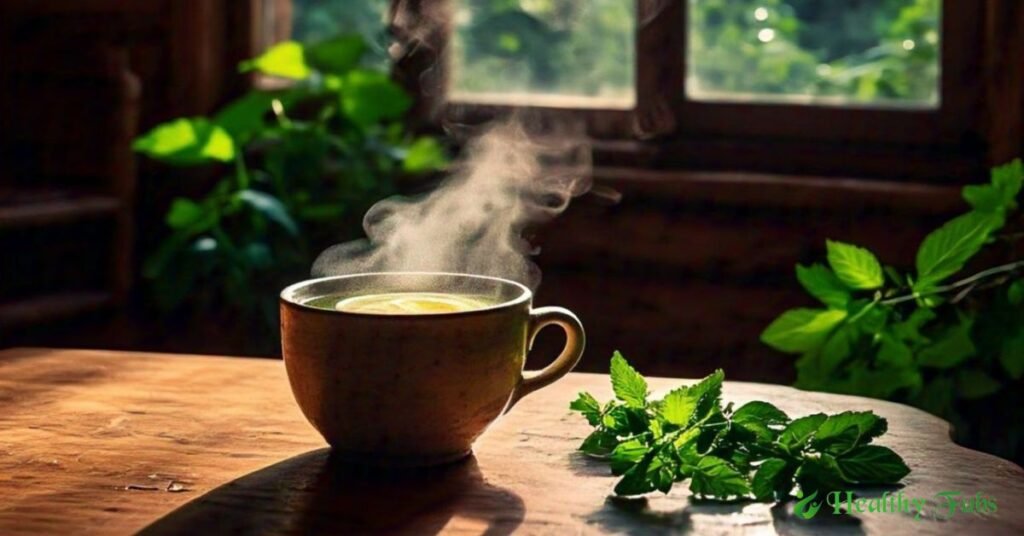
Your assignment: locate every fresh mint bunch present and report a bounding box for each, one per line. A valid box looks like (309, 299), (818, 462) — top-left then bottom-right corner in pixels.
(570, 352), (910, 500)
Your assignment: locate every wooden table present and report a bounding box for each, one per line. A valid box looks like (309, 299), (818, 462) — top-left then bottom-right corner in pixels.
(2, 348), (1022, 535)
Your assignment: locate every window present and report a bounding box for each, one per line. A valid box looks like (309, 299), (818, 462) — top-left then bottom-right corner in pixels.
(449, 0), (635, 108)
(260, 1), (1003, 179)
(687, 0), (941, 108)
(260, 0), (392, 65)
(289, 0), (389, 45)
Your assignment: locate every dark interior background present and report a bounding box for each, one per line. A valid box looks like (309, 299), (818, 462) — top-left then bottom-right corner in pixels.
(0, 0), (1021, 389)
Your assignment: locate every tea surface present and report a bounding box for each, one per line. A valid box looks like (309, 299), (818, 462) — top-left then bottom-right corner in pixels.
(305, 292), (497, 314)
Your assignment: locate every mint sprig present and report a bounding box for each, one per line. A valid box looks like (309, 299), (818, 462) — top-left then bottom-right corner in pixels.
(570, 352), (910, 501)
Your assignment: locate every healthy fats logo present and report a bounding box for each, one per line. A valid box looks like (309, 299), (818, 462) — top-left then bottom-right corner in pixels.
(794, 490), (997, 521)
(794, 490), (822, 520)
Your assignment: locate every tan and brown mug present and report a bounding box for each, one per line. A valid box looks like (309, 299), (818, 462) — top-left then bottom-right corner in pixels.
(280, 272), (585, 467)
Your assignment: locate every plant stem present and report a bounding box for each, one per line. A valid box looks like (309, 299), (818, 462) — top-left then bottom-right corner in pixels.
(235, 155), (251, 190)
(271, 98), (293, 129)
(880, 260), (1024, 306)
(848, 297), (881, 323)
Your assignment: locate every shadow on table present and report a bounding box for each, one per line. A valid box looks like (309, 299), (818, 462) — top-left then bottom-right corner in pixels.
(139, 448), (525, 535)
(770, 501), (866, 535)
(586, 495), (866, 536)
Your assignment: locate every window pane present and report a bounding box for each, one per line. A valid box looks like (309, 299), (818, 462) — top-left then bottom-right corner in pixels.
(289, 0), (391, 64)
(451, 0), (635, 108)
(687, 0), (941, 108)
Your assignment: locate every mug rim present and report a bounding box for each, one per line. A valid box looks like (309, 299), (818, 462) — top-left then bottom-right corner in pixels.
(279, 271), (533, 318)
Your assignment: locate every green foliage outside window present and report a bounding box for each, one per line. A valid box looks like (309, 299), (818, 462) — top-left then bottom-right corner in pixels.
(689, 0), (940, 105)
(451, 0), (635, 100)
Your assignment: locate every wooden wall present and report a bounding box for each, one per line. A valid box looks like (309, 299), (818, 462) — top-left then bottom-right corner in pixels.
(0, 0), (259, 123)
(0, 0), (255, 346)
(530, 170), (963, 382)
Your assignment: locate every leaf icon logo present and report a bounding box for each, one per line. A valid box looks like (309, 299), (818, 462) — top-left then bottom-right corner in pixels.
(794, 490), (822, 520)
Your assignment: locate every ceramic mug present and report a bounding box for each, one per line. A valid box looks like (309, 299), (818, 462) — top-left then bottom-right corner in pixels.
(280, 272), (585, 466)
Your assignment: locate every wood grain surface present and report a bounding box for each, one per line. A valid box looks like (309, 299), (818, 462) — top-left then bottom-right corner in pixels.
(1, 348), (1022, 535)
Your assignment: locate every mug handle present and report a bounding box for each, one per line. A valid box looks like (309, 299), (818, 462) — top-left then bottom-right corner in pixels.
(507, 306), (586, 410)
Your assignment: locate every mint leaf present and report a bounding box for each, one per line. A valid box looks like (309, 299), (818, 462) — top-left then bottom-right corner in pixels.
(731, 418), (773, 443)
(779, 413), (827, 450)
(647, 454), (679, 494)
(659, 387), (698, 426)
(402, 137), (449, 173)
(891, 308), (937, 343)
(826, 240), (884, 290)
(878, 334), (913, 368)
(852, 304), (888, 336)
(240, 41), (310, 79)
(917, 317), (975, 369)
(963, 185), (1007, 212)
(672, 426), (703, 453)
(613, 456), (658, 496)
(340, 69), (413, 127)
(955, 369), (1001, 399)
(686, 369), (725, 418)
(610, 351), (648, 408)
(166, 198), (207, 230)
(134, 118), (236, 166)
(819, 324), (854, 374)
(613, 447), (677, 496)
(761, 309), (847, 354)
(729, 401), (782, 444)
(966, 158), (1024, 212)
(609, 437), (650, 475)
(835, 445), (910, 484)
(796, 455), (847, 494)
(689, 456), (751, 500)
(579, 429), (618, 457)
(752, 458), (791, 500)
(235, 190), (299, 236)
(603, 405), (650, 436)
(796, 263), (850, 308)
(733, 401), (789, 426)
(993, 158), (1023, 194)
(695, 409), (728, 453)
(303, 35), (366, 74)
(213, 91), (276, 143)
(914, 211), (1004, 291)
(814, 425), (860, 456)
(657, 370), (725, 426)
(569, 392), (602, 426)
(810, 411), (886, 455)
(813, 411), (886, 445)
(1009, 280), (1024, 306)
(847, 364), (923, 399)
(1000, 331), (1024, 380)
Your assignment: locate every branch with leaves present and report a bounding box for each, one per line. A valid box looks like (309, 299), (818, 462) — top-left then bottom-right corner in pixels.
(571, 353), (909, 501)
(761, 158), (1024, 462)
(133, 36), (448, 346)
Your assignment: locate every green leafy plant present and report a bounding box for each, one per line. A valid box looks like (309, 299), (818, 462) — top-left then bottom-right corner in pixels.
(134, 36), (447, 348)
(570, 352), (909, 500)
(762, 159), (1024, 463)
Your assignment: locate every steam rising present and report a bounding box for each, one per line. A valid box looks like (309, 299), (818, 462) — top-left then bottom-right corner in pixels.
(312, 121), (591, 288)
(313, 3), (598, 287)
